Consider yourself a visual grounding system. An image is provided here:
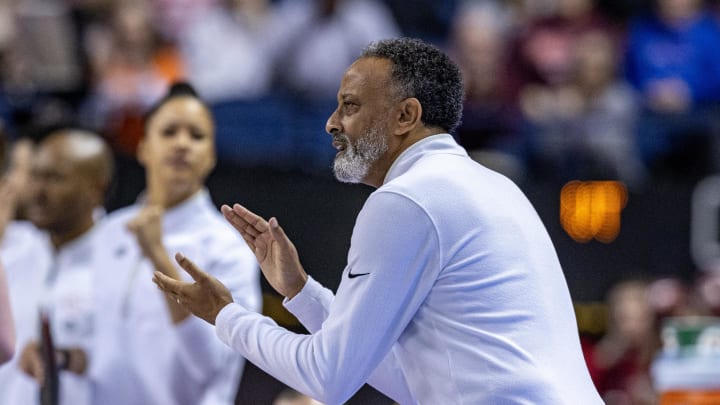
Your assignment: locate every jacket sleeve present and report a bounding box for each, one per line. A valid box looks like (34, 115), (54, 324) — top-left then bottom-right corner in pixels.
(284, 276), (415, 403)
(216, 191), (439, 404)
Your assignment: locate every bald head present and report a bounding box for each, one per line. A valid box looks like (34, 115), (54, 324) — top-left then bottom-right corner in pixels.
(27, 129), (113, 245)
(40, 129), (114, 192)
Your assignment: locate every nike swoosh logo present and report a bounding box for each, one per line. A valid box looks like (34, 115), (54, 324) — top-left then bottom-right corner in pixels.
(347, 270), (370, 279)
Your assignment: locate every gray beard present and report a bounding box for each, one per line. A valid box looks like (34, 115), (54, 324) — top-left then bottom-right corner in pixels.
(332, 124), (388, 183)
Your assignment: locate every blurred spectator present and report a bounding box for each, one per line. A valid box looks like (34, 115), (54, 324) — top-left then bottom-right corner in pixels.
(585, 279), (659, 405)
(382, 0), (458, 44)
(0, 136), (30, 368)
(178, 0), (274, 102)
(268, 0), (400, 99)
(691, 272), (720, 315)
(505, 0), (626, 182)
(0, 133), (34, 240)
(82, 0), (184, 156)
(89, 82), (260, 405)
(151, 0), (219, 42)
(624, 0), (720, 174)
(569, 31), (645, 185)
(0, 0), (87, 138)
(0, 129), (113, 405)
(525, 29), (646, 186)
(449, 1), (525, 181)
(0, 134), (31, 366)
(647, 276), (695, 317)
(0, 137), (32, 223)
(1, 1), (83, 95)
(506, 0), (618, 102)
(505, 0), (567, 29)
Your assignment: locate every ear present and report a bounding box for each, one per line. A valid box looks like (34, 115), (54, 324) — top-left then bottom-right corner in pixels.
(87, 178), (107, 208)
(394, 97), (422, 135)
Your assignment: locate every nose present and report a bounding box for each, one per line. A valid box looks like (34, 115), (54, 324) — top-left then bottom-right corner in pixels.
(325, 108), (341, 135)
(174, 129), (192, 149)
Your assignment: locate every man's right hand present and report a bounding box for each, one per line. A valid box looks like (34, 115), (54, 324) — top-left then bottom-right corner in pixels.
(18, 342), (88, 385)
(18, 341), (44, 385)
(221, 204), (308, 299)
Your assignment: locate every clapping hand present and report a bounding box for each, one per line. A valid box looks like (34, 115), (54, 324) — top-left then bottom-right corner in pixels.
(220, 204), (307, 299)
(127, 205), (165, 261)
(152, 253), (234, 325)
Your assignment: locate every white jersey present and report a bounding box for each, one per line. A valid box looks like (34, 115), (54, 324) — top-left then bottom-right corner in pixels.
(90, 190), (261, 405)
(0, 221), (96, 405)
(215, 134), (603, 404)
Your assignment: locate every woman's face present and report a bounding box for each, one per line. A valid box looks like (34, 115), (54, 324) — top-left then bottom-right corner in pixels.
(138, 97), (216, 207)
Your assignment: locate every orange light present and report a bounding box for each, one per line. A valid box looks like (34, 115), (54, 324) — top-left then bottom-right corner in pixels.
(560, 181), (628, 243)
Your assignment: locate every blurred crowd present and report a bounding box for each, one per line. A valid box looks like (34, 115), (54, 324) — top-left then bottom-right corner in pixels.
(579, 274), (720, 404)
(0, 0), (719, 186)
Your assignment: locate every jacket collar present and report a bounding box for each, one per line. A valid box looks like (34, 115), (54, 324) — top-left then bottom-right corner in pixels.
(382, 134), (467, 185)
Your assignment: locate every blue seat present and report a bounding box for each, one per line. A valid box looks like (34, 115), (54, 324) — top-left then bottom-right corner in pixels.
(212, 95), (295, 169)
(212, 95), (338, 172)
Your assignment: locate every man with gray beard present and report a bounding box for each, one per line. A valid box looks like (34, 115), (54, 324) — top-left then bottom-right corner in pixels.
(154, 38), (603, 405)
(332, 112), (389, 183)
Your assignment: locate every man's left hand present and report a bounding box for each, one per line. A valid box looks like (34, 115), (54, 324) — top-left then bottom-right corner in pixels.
(152, 252), (234, 325)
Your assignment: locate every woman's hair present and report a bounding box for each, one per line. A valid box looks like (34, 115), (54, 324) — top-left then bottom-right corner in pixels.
(360, 38), (465, 133)
(143, 81), (211, 130)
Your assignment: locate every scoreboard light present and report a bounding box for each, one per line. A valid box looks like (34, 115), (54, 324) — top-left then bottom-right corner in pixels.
(560, 180), (628, 243)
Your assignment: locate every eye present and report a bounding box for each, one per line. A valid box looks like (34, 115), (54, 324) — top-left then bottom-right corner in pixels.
(342, 101), (359, 114)
(186, 124), (207, 140)
(190, 129), (206, 141)
(162, 126), (178, 137)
